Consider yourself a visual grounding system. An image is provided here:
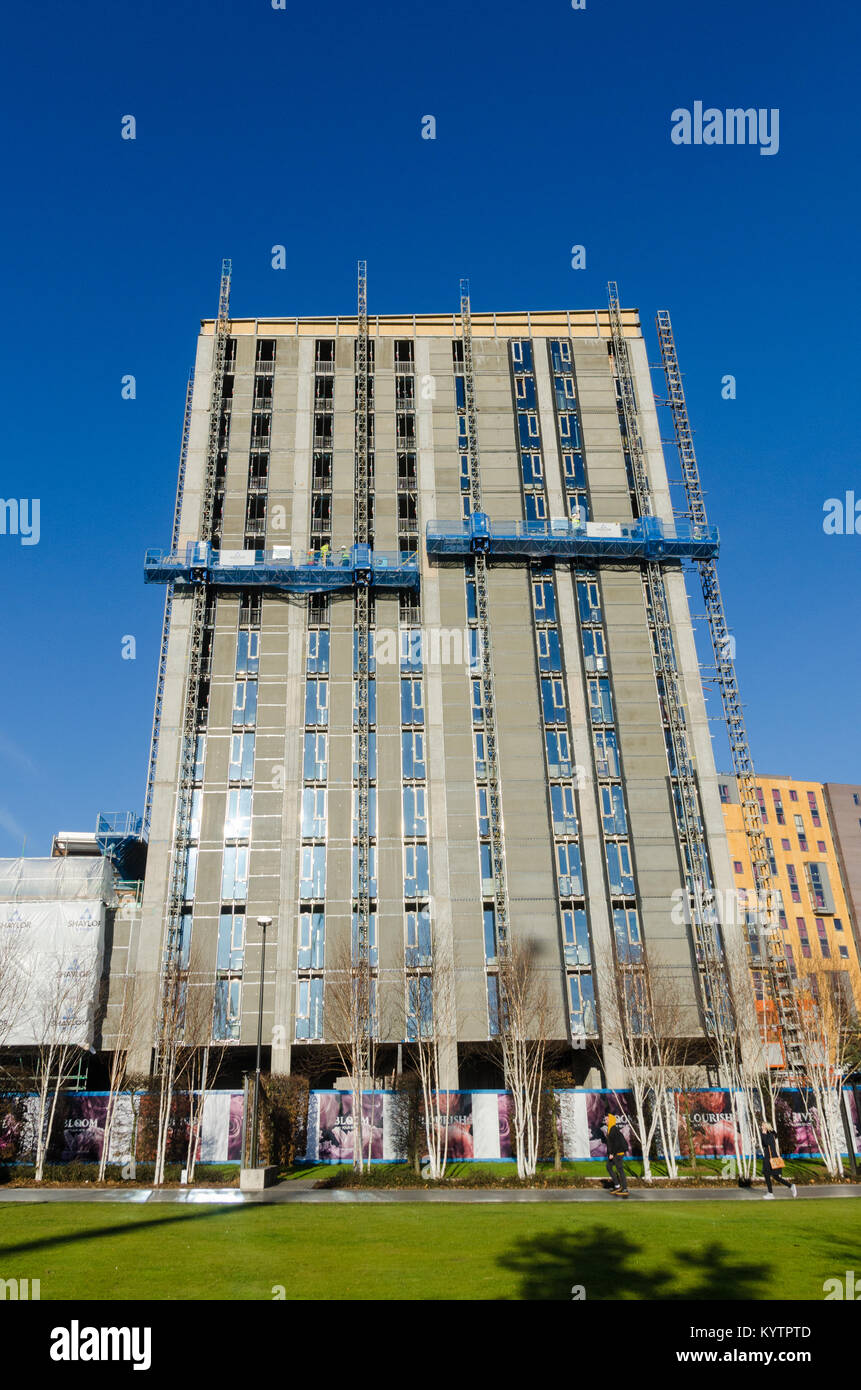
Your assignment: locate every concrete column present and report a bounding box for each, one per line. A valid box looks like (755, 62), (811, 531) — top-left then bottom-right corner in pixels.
(271, 338), (315, 1072)
(416, 338), (458, 1089)
(555, 571), (626, 1087)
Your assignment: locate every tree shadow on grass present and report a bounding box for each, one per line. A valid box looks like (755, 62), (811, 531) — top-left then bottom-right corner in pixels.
(497, 1225), (774, 1301)
(816, 1230), (861, 1274)
(0, 1204), (246, 1260)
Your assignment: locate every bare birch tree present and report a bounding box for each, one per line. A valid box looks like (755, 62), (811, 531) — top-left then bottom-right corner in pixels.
(602, 944), (694, 1181)
(325, 938), (379, 1173)
(97, 974), (143, 1182)
(651, 970), (697, 1179)
(492, 942), (552, 1180)
(0, 928), (30, 1060)
(152, 957), (190, 1187)
(600, 945), (656, 1180)
(791, 972), (861, 1177)
(32, 954), (94, 1182)
(403, 939), (456, 1180)
(181, 972), (228, 1183)
(700, 925), (769, 1183)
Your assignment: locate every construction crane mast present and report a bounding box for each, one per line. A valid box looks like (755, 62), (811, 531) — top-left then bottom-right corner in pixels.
(460, 279), (511, 957)
(354, 260), (373, 1081)
(607, 283), (729, 1035)
(144, 368), (195, 841)
(160, 260), (232, 1017)
(654, 309), (802, 1076)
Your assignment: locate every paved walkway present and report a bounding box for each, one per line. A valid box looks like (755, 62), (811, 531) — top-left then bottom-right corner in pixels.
(0, 1183), (858, 1205)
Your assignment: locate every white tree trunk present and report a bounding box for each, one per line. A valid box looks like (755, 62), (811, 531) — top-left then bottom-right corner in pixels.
(33, 1070), (52, 1182)
(98, 1090), (118, 1183)
(352, 1078), (365, 1174)
(657, 1090), (679, 1178)
(154, 1047), (177, 1187)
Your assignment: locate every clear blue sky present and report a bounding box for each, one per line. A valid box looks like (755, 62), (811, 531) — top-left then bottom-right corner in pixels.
(1, 0), (858, 856)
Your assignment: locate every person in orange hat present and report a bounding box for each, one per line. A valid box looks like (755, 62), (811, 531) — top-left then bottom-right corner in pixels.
(605, 1113), (629, 1197)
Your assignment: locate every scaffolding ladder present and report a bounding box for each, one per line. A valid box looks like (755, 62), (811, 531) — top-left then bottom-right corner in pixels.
(144, 367), (195, 841)
(460, 279), (511, 956)
(655, 308), (802, 1076)
(161, 260), (232, 1007)
(608, 283), (728, 1033)
(354, 260), (373, 1079)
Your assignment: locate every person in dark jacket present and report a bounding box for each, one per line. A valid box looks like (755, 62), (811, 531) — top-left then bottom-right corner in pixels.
(760, 1119), (797, 1199)
(605, 1114), (629, 1196)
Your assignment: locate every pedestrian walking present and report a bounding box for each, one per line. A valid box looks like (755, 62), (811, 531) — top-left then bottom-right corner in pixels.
(605, 1114), (629, 1197)
(759, 1119), (797, 1199)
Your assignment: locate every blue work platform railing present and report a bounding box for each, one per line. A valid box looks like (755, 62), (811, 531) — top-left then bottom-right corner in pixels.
(144, 543), (421, 593)
(425, 513), (719, 562)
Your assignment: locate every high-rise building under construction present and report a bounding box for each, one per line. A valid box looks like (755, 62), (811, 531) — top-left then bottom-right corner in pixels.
(132, 265), (753, 1088)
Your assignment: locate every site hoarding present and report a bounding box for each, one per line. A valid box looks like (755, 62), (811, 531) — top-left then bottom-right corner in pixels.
(0, 1091), (244, 1166)
(0, 899), (105, 1047)
(0, 1088), (857, 1166)
(844, 1087), (861, 1153)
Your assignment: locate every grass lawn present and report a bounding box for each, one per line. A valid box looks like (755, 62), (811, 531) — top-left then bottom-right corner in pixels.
(1, 1200), (858, 1300)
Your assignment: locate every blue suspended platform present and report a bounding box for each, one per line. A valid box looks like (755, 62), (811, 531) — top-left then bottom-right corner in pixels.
(425, 513), (718, 562)
(144, 543), (420, 593)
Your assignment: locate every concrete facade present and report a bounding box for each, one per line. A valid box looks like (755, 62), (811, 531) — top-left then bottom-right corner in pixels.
(824, 783), (861, 971)
(133, 304), (741, 1085)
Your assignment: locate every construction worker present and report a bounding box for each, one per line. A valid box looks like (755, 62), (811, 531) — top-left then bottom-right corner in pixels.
(320, 542), (330, 564)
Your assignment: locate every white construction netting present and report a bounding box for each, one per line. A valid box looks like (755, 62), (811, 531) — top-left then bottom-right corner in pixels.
(0, 856), (116, 905)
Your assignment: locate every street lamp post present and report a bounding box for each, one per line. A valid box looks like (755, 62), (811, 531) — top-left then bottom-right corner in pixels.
(250, 916), (272, 1168)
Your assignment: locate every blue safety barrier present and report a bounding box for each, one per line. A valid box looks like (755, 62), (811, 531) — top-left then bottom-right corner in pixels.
(425, 513), (719, 562)
(144, 543), (420, 593)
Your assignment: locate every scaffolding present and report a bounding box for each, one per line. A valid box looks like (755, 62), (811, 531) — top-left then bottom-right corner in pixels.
(655, 308), (802, 1076)
(460, 279), (511, 957)
(354, 259), (373, 1084)
(144, 368), (195, 840)
(607, 281), (730, 1038)
(159, 260), (232, 1056)
(94, 812), (145, 881)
